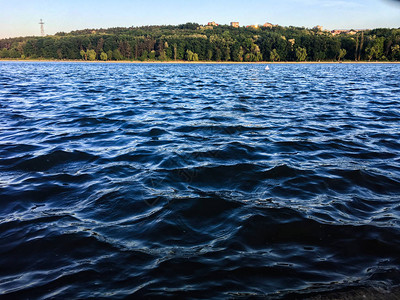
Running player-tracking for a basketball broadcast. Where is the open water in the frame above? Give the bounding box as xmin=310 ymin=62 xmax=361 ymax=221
xmin=1 ymin=61 xmax=400 ymax=299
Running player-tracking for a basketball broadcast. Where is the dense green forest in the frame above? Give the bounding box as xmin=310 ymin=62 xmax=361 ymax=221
xmin=1 ymin=23 xmax=400 ymax=62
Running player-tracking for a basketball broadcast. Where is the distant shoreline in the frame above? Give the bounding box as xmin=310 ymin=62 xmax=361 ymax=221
xmin=1 ymin=59 xmax=399 ymax=64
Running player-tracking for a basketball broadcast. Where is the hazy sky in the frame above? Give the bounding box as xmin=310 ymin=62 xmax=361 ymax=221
xmin=0 ymin=0 xmax=399 ymax=38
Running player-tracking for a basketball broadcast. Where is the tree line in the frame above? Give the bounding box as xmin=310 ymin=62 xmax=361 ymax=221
xmin=1 ymin=24 xmax=399 ymax=62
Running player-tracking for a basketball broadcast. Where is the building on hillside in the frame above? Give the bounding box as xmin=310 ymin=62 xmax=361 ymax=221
xmin=331 ymin=29 xmax=365 ymax=36
xmin=263 ymin=22 xmax=274 ymax=28
xmin=230 ymin=22 xmax=239 ymax=28
xmin=331 ymin=30 xmax=348 ymax=35
xmin=207 ymin=21 xmax=218 ymax=26
xmin=313 ymin=25 xmax=323 ymax=31
xmin=247 ymin=24 xmax=260 ymax=29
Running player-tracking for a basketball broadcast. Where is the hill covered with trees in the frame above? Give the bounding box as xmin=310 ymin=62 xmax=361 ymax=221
xmin=1 ymin=23 xmax=399 ymax=62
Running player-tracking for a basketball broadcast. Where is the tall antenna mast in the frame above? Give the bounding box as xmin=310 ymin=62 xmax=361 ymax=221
xmin=39 ymin=19 xmax=45 ymax=36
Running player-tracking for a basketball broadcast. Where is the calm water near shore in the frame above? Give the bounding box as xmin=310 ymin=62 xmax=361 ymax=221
xmin=1 ymin=61 xmax=400 ymax=298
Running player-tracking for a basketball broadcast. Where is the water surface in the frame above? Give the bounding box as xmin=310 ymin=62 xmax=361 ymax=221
xmin=1 ymin=62 xmax=400 ymax=298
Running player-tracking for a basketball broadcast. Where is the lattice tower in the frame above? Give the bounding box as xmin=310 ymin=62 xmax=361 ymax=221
xmin=39 ymin=19 xmax=45 ymax=36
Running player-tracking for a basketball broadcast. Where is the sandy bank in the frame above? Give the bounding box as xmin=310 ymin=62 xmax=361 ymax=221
xmin=1 ymin=59 xmax=399 ymax=64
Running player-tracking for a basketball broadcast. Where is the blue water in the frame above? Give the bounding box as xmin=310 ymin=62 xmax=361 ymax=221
xmin=1 ymin=62 xmax=400 ymax=298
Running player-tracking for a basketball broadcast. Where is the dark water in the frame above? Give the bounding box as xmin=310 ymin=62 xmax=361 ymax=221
xmin=1 ymin=62 xmax=400 ymax=299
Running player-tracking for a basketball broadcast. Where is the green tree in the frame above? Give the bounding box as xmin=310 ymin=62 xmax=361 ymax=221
xmin=251 ymin=44 xmax=263 ymax=61
xmin=358 ymin=31 xmax=364 ymax=61
xmin=80 ymin=49 xmax=86 ymax=60
xmin=223 ymin=46 xmax=231 ymax=61
xmin=238 ymin=46 xmax=244 ymax=62
xmin=173 ymin=44 xmax=177 ymax=60
xmin=100 ymin=51 xmax=108 ymax=61
xmin=231 ymin=43 xmax=241 ymax=62
xmin=326 ymin=38 xmax=340 ymax=60
xmin=8 ymin=49 xmax=20 ymax=58
xmin=340 ymin=37 xmax=356 ymax=61
xmin=87 ymin=49 xmax=97 ymax=61
xmin=113 ymin=49 xmax=123 ymax=60
xmin=0 ymin=48 xmax=9 ymax=58
xmin=338 ymin=48 xmax=347 ymax=61
xmin=106 ymin=50 xmax=113 ymax=60
xmin=314 ymin=51 xmax=326 ymax=61
xmin=354 ymin=34 xmax=359 ymax=61
xmin=215 ymin=48 xmax=222 ymax=61
xmin=149 ymin=50 xmax=156 ymax=60
xmin=391 ymin=45 xmax=400 ymax=61
xmin=207 ymin=49 xmax=213 ymax=61
xmin=295 ymin=47 xmax=307 ymax=61
xmin=139 ymin=50 xmax=148 ymax=61
xmin=270 ymin=49 xmax=280 ymax=62
xmin=96 ymin=38 xmax=104 ymax=55
xmin=158 ymin=50 xmax=167 ymax=61
xmin=185 ymin=49 xmax=199 ymax=61
xmin=244 ymin=53 xmax=257 ymax=62
xmin=365 ymin=37 xmax=385 ymax=61
xmin=186 ymin=49 xmax=194 ymax=61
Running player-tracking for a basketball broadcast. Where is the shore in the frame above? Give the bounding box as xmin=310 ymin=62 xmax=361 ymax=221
xmin=1 ymin=58 xmax=399 ymax=64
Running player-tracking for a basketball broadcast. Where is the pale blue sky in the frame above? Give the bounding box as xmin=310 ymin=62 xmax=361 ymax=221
xmin=0 ymin=0 xmax=399 ymax=38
